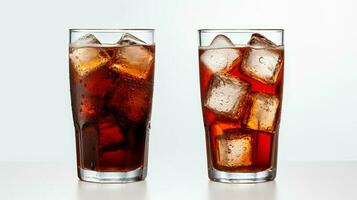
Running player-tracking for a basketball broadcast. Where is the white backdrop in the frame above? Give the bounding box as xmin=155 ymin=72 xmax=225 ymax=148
xmin=0 ymin=0 xmax=356 ymax=165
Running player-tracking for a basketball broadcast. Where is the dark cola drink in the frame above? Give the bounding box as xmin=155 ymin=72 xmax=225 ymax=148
xmin=199 ymin=31 xmax=284 ymax=182
xmin=69 ymin=31 xmax=154 ymax=183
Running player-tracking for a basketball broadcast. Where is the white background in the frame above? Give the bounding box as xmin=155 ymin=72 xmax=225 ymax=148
xmin=0 ymin=0 xmax=356 ymax=167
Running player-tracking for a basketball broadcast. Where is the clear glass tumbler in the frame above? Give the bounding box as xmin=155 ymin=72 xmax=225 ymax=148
xmin=69 ymin=29 xmax=155 ymax=183
xmin=198 ymin=29 xmax=284 ymax=183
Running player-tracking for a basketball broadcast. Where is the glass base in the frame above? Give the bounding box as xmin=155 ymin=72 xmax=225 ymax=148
xmin=78 ymin=167 xmax=145 ymax=183
xmin=208 ymin=167 xmax=276 ymax=183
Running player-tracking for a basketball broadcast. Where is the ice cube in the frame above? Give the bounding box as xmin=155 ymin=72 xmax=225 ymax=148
xmin=210 ymin=34 xmax=236 ymax=48
xmin=98 ymin=115 xmax=126 ymax=151
xmin=200 ymin=35 xmax=241 ymax=73
xmin=69 ymin=34 xmax=111 ymax=77
xmin=205 ymin=73 xmax=249 ymax=118
xmin=216 ymin=130 xmax=253 ymax=167
xmin=246 ymin=93 xmax=279 ymax=133
xmin=73 ymin=33 xmax=101 ymax=45
xmin=241 ymin=34 xmax=283 ymax=84
xmin=79 ymin=96 xmax=103 ymax=120
xmin=111 ymin=45 xmax=154 ymax=79
xmin=109 ymin=76 xmax=152 ymax=122
xmin=118 ymin=33 xmax=146 ymax=45
xmin=248 ymin=33 xmax=278 ymax=48
xmin=210 ymin=121 xmax=241 ymax=137
xmin=82 ymin=67 xmax=118 ymax=97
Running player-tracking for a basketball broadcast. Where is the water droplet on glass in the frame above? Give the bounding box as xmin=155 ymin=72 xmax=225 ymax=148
xmin=259 ymin=56 xmax=265 ymax=64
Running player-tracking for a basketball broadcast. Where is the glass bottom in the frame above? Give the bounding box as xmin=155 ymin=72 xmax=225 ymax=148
xmin=208 ymin=167 xmax=276 ymax=183
xmin=78 ymin=167 xmax=145 ymax=183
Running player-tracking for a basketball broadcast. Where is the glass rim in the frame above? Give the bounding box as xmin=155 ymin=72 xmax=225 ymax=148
xmin=198 ymin=29 xmax=284 ymax=33
xmin=69 ymin=29 xmax=155 ymax=33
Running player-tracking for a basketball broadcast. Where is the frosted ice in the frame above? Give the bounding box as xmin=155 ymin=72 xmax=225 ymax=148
xmin=98 ymin=115 xmax=125 ymax=150
xmin=241 ymin=33 xmax=283 ymax=84
xmin=205 ymin=73 xmax=249 ymax=118
xmin=248 ymin=33 xmax=278 ymax=48
xmin=216 ymin=131 xmax=253 ymax=167
xmin=246 ymin=93 xmax=279 ymax=133
xmin=200 ymin=35 xmax=241 ymax=73
xmin=72 ymin=34 xmax=101 ymax=46
xmin=111 ymin=44 xmax=153 ymax=79
xmin=69 ymin=34 xmax=110 ymax=77
xmin=117 ymin=33 xmax=146 ymax=45
xmin=109 ymin=77 xmax=151 ymax=122
xmin=79 ymin=96 xmax=103 ymax=120
xmin=209 ymin=34 xmax=235 ymax=48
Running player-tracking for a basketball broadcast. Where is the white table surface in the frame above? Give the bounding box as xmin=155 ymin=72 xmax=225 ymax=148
xmin=1 ymin=161 xmax=356 ymax=200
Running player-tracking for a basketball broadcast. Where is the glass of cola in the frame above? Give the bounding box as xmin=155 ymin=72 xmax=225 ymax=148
xmin=198 ymin=29 xmax=284 ymax=183
xmin=69 ymin=29 xmax=155 ymax=183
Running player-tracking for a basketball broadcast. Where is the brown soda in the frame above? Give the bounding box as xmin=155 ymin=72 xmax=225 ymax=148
xmin=70 ymin=45 xmax=155 ymax=172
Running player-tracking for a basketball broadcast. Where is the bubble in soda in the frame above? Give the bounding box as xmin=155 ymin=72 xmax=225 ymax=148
xmin=200 ymin=35 xmax=241 ymax=73
xmin=241 ymin=33 xmax=283 ymax=84
xmin=205 ymin=73 xmax=249 ymax=118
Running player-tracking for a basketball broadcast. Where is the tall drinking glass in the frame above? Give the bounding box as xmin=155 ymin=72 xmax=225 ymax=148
xmin=198 ymin=29 xmax=284 ymax=183
xmin=69 ymin=29 xmax=155 ymax=183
